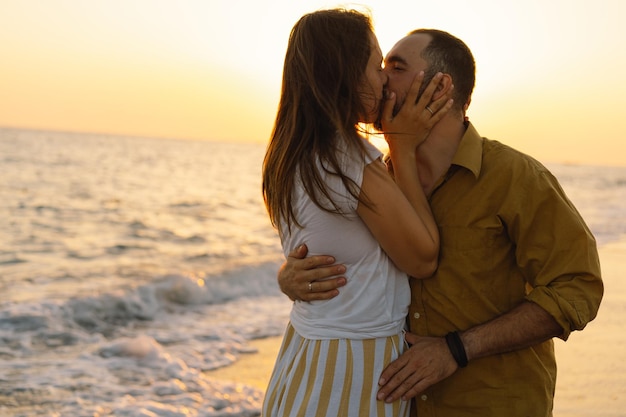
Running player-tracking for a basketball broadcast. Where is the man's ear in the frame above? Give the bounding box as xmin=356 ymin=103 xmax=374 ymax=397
xmin=432 ymin=73 xmax=453 ymax=100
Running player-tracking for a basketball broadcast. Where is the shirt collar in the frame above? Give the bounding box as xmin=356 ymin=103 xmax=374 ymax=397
xmin=451 ymin=122 xmax=483 ymax=178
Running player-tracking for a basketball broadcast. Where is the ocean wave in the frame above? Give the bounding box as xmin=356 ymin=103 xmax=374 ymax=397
xmin=1 ymin=260 xmax=284 ymax=339
xmin=0 ymin=255 xmax=27 ymax=265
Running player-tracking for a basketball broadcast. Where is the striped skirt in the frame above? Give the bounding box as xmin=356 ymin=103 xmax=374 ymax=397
xmin=262 ymin=323 xmax=409 ymax=417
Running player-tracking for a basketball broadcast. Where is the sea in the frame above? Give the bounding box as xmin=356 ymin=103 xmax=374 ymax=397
xmin=1 ymin=128 xmax=625 ymax=417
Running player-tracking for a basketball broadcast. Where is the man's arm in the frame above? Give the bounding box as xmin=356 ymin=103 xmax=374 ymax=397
xmin=377 ymin=300 xmax=563 ymax=402
xmin=462 ymin=299 xmax=563 ymax=360
xmin=278 ymin=244 xmax=346 ymax=302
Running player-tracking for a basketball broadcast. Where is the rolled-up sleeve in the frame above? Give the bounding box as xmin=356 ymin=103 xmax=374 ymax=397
xmin=510 ymin=168 xmax=603 ymax=340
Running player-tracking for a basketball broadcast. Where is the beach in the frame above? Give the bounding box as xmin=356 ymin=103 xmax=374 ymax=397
xmin=2 ymin=130 xmax=624 ymax=416
xmin=207 ymin=240 xmax=626 ymax=416
xmin=205 ymin=336 xmax=283 ymax=391
xmin=552 ymin=239 xmax=626 ymax=416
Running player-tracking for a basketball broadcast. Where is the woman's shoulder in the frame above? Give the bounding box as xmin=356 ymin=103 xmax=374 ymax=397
xmin=332 ymin=133 xmax=382 ymax=168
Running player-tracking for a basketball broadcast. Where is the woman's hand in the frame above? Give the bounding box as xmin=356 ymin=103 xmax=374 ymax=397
xmin=381 ymin=71 xmax=454 ymax=152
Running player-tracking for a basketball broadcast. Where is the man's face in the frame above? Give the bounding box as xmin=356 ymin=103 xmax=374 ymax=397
xmin=383 ymin=34 xmax=431 ymax=115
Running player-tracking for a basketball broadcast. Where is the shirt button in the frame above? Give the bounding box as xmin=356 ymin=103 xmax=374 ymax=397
xmin=413 ymin=312 xmax=421 ymax=319
xmin=421 ymin=394 xmax=428 ymax=401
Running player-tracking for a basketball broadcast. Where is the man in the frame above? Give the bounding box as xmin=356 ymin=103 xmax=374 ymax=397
xmin=277 ymin=29 xmax=603 ymax=417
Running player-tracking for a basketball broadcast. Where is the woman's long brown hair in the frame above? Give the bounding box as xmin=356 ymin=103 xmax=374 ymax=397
xmin=262 ymin=8 xmax=374 ymax=234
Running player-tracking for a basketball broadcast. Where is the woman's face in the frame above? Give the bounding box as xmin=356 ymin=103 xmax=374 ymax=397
xmin=357 ymin=33 xmax=387 ymax=124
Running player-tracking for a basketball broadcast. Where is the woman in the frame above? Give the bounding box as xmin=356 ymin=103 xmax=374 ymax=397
xmin=261 ymin=8 xmax=452 ymax=417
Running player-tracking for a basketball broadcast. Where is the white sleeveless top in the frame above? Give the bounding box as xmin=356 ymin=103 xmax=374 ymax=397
xmin=280 ymin=137 xmax=410 ymax=339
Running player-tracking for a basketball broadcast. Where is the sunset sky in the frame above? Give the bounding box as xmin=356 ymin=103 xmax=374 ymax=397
xmin=0 ymin=0 xmax=624 ymax=166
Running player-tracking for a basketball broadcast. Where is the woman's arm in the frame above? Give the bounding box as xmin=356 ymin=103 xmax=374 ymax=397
xmin=357 ymin=72 xmax=452 ymax=278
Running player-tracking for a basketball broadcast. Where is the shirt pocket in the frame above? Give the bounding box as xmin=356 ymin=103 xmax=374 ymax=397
xmin=435 ymin=224 xmax=522 ymax=316
xmin=439 ymin=224 xmax=502 ymax=254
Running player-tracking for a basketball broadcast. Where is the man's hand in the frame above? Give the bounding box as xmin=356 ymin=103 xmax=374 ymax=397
xmin=377 ymin=333 xmax=458 ymax=402
xmin=376 ymin=302 xmax=564 ymax=402
xmin=278 ymin=244 xmax=347 ymax=301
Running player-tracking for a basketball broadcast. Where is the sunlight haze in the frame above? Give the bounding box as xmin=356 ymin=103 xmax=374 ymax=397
xmin=0 ymin=0 xmax=624 ymax=166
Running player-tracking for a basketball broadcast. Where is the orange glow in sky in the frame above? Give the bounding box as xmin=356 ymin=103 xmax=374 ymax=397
xmin=0 ymin=0 xmax=624 ymax=166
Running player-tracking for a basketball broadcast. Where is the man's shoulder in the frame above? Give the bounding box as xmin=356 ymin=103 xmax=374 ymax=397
xmin=481 ymin=137 xmax=549 ymax=175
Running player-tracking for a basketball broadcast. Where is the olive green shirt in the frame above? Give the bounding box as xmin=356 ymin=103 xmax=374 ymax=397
xmin=409 ymin=123 xmax=603 ymax=417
